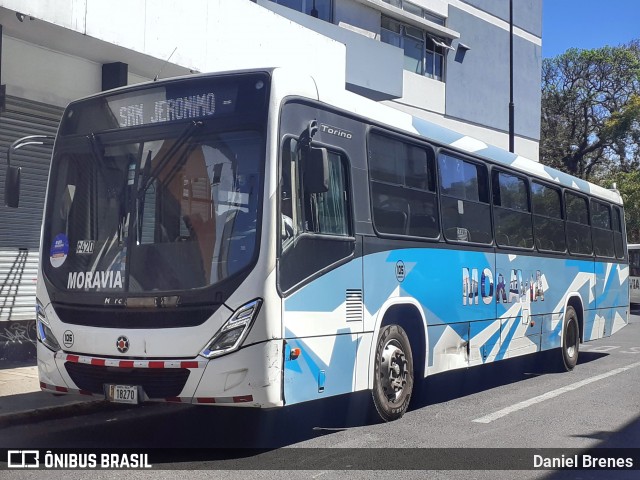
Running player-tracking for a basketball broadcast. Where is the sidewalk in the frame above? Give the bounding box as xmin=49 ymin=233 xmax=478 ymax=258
xmin=0 ymin=360 xmax=105 ymax=428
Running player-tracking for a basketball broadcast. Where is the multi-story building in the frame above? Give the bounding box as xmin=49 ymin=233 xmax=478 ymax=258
xmin=0 ymin=0 xmax=542 ymax=358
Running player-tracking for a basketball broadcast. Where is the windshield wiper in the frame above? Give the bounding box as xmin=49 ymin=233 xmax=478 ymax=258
xmin=87 ymin=133 xmax=103 ymax=164
xmin=139 ymin=120 xmax=203 ymax=196
xmin=135 ymin=120 xmax=203 ymax=244
xmin=87 ymin=133 xmax=131 ymax=245
xmin=137 ymin=149 xmax=152 ymax=240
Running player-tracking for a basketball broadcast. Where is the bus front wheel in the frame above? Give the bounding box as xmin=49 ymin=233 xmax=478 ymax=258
xmin=560 ymin=306 xmax=580 ymax=371
xmin=372 ymin=324 xmax=414 ymax=422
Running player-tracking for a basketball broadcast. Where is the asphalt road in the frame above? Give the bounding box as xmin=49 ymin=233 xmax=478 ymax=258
xmin=2 ymin=308 xmax=640 ymax=479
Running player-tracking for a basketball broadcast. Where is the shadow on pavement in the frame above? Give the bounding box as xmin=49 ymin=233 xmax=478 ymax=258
xmin=411 ymin=349 xmax=609 ymax=409
xmin=541 ymin=414 xmax=640 ymax=480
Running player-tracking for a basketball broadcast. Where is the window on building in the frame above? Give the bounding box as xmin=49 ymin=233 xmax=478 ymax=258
xmin=381 ymin=0 xmax=446 ymax=26
xmin=269 ymin=0 xmax=332 ymax=22
xmin=380 ymin=16 xmax=449 ymax=80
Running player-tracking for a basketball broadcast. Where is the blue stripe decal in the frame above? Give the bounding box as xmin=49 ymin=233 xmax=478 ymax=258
xmin=496 ymin=318 xmax=519 ymax=361
xmin=477 ymin=145 xmax=518 ymax=164
xmin=412 ymin=117 xmax=465 ymax=145
xmin=479 ymin=325 xmax=502 ymax=363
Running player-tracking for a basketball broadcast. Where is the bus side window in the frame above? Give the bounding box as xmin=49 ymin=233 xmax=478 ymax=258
xmin=279 ymin=138 xmax=351 ymax=249
xmin=591 ymin=200 xmax=614 ymax=258
xmin=368 ymin=133 xmax=439 ymax=239
xmin=278 ymin=137 xmax=354 ymax=293
xmin=302 ymin=149 xmax=350 ymax=237
xmin=438 ymin=152 xmax=491 ymax=244
xmin=492 ymin=170 xmax=533 ymax=249
xmin=565 ymin=192 xmax=592 ymax=255
xmin=531 ymin=181 xmax=566 ymax=253
xmin=612 ymin=206 xmax=625 ymax=259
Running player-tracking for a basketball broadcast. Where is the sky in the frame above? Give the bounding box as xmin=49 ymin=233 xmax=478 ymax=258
xmin=542 ymin=0 xmax=640 ymax=58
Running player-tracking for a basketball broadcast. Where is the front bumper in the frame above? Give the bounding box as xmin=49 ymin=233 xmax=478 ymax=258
xmin=37 ymin=339 xmax=284 ymax=407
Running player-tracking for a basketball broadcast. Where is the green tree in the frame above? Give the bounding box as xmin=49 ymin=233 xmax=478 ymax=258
xmin=540 ymin=42 xmax=640 ymax=180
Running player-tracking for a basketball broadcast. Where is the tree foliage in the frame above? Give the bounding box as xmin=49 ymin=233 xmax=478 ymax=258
xmin=540 ymin=41 xmax=640 ymax=180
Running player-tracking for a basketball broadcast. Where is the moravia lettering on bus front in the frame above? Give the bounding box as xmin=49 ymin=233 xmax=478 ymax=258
xmin=463 ymin=267 xmax=545 ymax=305
xmin=67 ymin=271 xmax=123 ymax=289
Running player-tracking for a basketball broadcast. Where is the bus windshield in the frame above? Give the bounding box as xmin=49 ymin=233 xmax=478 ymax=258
xmin=43 ymin=73 xmax=264 ymax=295
xmin=44 ymin=128 xmax=262 ymax=294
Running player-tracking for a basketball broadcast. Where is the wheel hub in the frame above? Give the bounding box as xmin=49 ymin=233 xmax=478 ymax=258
xmin=566 ymin=321 xmax=578 ymax=358
xmin=380 ymin=341 xmax=408 ymax=402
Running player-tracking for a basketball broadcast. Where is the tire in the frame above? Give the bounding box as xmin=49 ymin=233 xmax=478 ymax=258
xmin=560 ymin=306 xmax=580 ymax=371
xmin=372 ymin=325 xmax=414 ymax=422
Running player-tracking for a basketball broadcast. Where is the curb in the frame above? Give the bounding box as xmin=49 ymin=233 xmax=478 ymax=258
xmin=0 ymin=399 xmax=136 ymax=429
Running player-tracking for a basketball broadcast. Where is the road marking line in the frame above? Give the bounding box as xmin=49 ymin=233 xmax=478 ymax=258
xmin=472 ymin=361 xmax=640 ymax=424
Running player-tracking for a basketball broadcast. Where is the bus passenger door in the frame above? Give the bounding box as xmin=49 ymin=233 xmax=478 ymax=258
xmin=278 ymin=137 xmax=363 ymax=405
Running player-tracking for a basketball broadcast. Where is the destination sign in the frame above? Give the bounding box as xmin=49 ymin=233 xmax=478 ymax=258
xmin=108 ymin=85 xmax=238 ymax=128
xmin=59 ymin=73 xmax=269 ymax=136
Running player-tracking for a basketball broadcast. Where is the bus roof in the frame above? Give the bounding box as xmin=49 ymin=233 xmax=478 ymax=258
xmin=309 ymin=72 xmax=623 ymax=206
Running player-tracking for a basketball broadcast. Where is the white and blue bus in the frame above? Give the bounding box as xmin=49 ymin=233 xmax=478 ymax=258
xmin=4 ymin=68 xmax=629 ymax=421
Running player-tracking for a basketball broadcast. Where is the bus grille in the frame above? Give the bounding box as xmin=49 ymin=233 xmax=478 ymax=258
xmin=52 ymin=303 xmax=219 ymax=329
xmin=65 ymin=362 xmax=190 ymax=398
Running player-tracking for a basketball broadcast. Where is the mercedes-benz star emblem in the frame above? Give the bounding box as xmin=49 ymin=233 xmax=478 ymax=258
xmin=116 ymin=335 xmax=130 ymax=353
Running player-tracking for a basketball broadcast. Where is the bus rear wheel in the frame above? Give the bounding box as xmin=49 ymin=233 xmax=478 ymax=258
xmin=372 ymin=325 xmax=414 ymax=422
xmin=560 ymin=306 xmax=580 ymax=371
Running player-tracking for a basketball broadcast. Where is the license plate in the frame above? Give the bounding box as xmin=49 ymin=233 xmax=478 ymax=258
xmin=105 ymin=384 xmax=139 ymax=404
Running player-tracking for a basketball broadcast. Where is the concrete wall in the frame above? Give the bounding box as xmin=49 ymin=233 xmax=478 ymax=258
xmin=445 ymin=6 xmax=541 ymax=144
xmin=260 ymin=0 xmax=403 ymax=100
xmin=459 ymin=0 xmax=542 ymax=36
xmin=393 ymin=70 xmax=446 ymax=115
xmin=1 ymin=35 xmax=153 ymax=109
xmin=1 ymin=0 xmax=347 ymax=96
xmin=2 ymin=36 xmax=101 ymax=107
xmin=335 ymin=0 xmax=380 ymax=37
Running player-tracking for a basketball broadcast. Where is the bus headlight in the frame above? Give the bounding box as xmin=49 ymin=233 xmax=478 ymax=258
xmin=200 ymin=299 xmax=262 ymax=359
xmin=36 ymin=300 xmax=61 ymax=352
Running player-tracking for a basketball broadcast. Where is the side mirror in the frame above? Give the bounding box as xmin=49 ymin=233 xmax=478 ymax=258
xmin=4 ymin=135 xmax=54 ymax=208
xmin=304 ymin=146 xmax=329 ymax=194
xmin=4 ymin=166 xmax=21 ymax=208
